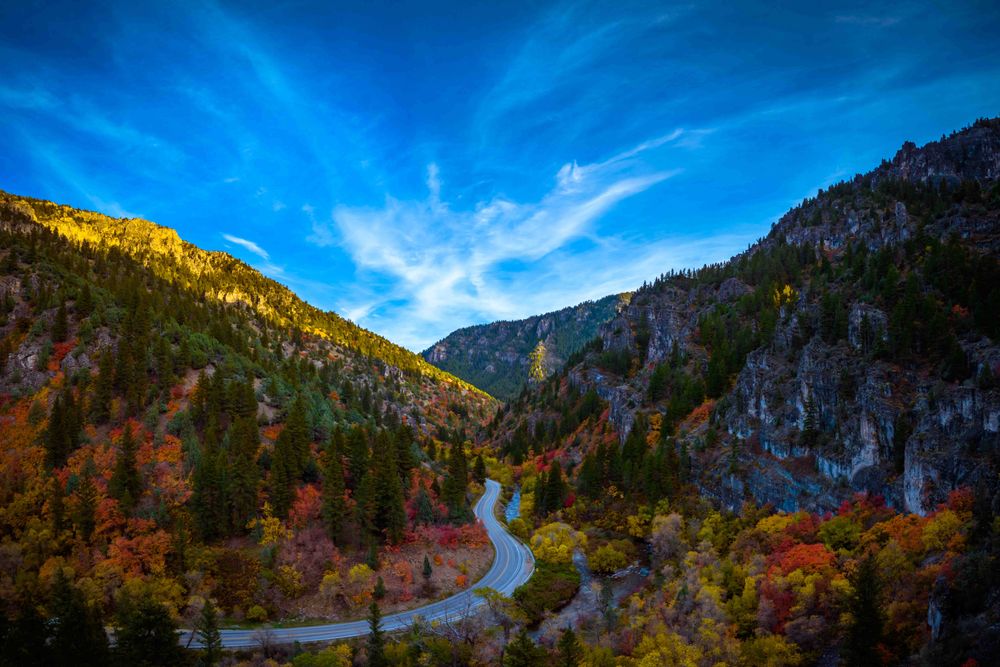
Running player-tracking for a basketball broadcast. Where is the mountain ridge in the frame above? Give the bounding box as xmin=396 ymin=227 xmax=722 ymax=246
xmin=485 ymin=116 xmax=1000 ymax=517
xmin=422 ymin=293 xmax=627 ymax=400
xmin=0 ymin=189 xmax=489 ymax=398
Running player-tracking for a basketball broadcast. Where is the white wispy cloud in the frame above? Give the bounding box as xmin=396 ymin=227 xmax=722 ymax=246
xmin=310 ymin=133 xmax=716 ymax=350
xmin=86 ymin=194 xmax=140 ymax=219
xmin=222 ymin=233 xmax=270 ymax=260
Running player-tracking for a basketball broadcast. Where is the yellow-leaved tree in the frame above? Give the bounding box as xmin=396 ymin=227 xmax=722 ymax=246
xmin=530 ymin=522 xmax=586 ymax=563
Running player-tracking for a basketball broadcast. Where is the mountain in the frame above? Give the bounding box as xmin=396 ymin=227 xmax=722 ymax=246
xmin=0 ymin=191 xmax=486 ymax=395
xmin=486 ymin=117 xmax=1000 ymax=517
xmin=0 ymin=190 xmax=496 ymax=653
xmin=471 ymin=119 xmax=1000 ymax=665
xmin=422 ymin=294 xmax=626 ymax=400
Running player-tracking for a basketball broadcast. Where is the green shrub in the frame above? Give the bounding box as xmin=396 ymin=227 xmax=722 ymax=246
xmin=513 ymin=561 xmax=580 ymax=625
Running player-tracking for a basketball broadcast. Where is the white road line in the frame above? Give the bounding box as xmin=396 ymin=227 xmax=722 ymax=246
xmin=182 ymin=479 xmax=535 ymax=648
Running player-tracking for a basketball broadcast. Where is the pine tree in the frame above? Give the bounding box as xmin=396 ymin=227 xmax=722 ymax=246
xmin=91 ymin=347 xmax=114 ymax=423
xmin=284 ymin=393 xmax=311 ymax=470
xmin=542 ymin=460 xmax=566 ymax=514
xmin=372 ymin=431 xmax=407 ymax=544
xmin=49 ymin=569 xmax=109 ymax=666
xmin=322 ymin=432 xmax=348 ymax=545
xmin=394 ymin=424 xmax=415 ymax=485
xmin=74 ymin=459 xmax=98 ymax=540
xmin=44 ymin=387 xmax=80 ymax=468
xmin=801 ymin=396 xmax=819 ymax=448
xmin=414 ymin=488 xmax=435 ymax=526
xmin=76 ymin=284 xmax=93 ymax=317
xmin=504 ymin=630 xmax=544 ymax=667
xmin=51 ymin=301 xmax=68 ymax=342
xmin=843 ymin=553 xmax=884 ymax=667
xmin=443 ymin=440 xmax=469 ymax=522
xmin=355 ymin=471 xmax=377 ymax=545
xmin=346 ymin=426 xmax=369 ymax=491
xmin=109 ymin=423 xmax=142 ymax=513
xmin=48 ymin=474 xmax=66 ymax=534
xmin=1 ymin=603 xmax=51 ymax=666
xmin=366 ymin=601 xmax=387 ymax=667
xmin=270 ymin=409 xmax=300 ymax=518
xmin=422 ymin=554 xmax=433 ymax=580
xmin=195 ymin=599 xmax=222 ymax=666
xmin=556 ymin=627 xmax=582 ymax=667
xmin=228 ymin=415 xmax=260 ymax=532
xmin=473 ymin=453 xmax=487 ymax=484
xmin=114 ymin=589 xmax=183 ymax=667
xmin=192 ymin=423 xmax=227 ymax=540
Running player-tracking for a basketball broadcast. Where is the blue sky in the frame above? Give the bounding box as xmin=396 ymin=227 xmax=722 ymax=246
xmin=1 ymin=1 xmax=998 ymax=350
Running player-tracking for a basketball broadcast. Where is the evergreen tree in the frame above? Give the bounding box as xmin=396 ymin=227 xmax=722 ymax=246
xmin=283 ymin=394 xmax=311 ymax=470
xmin=0 ymin=604 xmax=51 ymax=667
xmin=192 ymin=423 xmax=227 ymax=540
xmin=801 ymin=396 xmax=819 ymax=448
xmin=422 ymin=554 xmax=433 ymax=580
xmin=74 ymin=458 xmax=98 ymax=540
xmin=228 ymin=415 xmax=260 ymax=532
xmin=394 ymin=424 xmax=415 ymax=485
xmin=504 ymin=630 xmax=544 ymax=667
xmin=48 ymin=474 xmax=66 ymax=534
xmin=44 ymin=387 xmax=81 ymax=468
xmin=473 ymin=453 xmax=487 ymax=484
xmin=77 ymin=284 xmax=93 ymax=317
xmin=542 ymin=460 xmax=566 ymax=514
xmin=556 ymin=627 xmax=582 ymax=667
xmin=113 ymin=589 xmax=183 ymax=667
xmin=322 ymin=432 xmax=348 ymax=545
xmin=371 ymin=431 xmax=407 ymax=544
xmin=355 ymin=471 xmax=377 ymax=545
xmin=578 ymin=453 xmax=601 ymax=499
xmin=109 ymin=423 xmax=142 ymax=513
xmin=91 ymin=347 xmax=115 ymax=423
xmin=49 ymin=568 xmax=110 ymax=666
xmin=270 ymin=405 xmax=302 ymax=519
xmin=843 ymin=553 xmax=884 ymax=667
xmin=51 ymin=301 xmax=68 ymax=342
xmin=195 ymin=599 xmax=222 ymax=667
xmin=414 ymin=487 xmax=435 ymax=526
xmin=366 ymin=601 xmax=387 ymax=667
xmin=346 ymin=426 xmax=369 ymax=491
xmin=442 ymin=440 xmax=470 ymax=522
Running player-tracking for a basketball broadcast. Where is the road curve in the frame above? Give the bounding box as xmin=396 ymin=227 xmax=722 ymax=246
xmin=181 ymin=479 xmax=534 ymax=649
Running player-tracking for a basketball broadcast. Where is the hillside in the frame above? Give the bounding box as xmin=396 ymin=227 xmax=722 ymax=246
xmin=478 ymin=118 xmax=1000 ymax=664
xmin=0 ymin=191 xmax=485 ymax=394
xmin=0 ymin=192 xmax=497 ymax=657
xmin=423 ymin=294 xmax=626 ymax=400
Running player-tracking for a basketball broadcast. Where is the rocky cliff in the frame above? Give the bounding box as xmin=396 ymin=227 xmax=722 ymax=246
xmin=490 ymin=117 xmax=1000 ymax=517
xmin=422 ymin=294 xmax=626 ymax=400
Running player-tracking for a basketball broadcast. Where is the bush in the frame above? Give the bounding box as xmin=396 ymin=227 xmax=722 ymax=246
xmin=246 ymin=605 xmax=268 ymax=622
xmin=529 ymin=522 xmax=587 ymax=564
xmin=508 ymin=517 xmax=530 ymax=540
xmin=513 ymin=561 xmax=580 ymax=625
xmin=589 ymin=544 xmax=628 ymax=574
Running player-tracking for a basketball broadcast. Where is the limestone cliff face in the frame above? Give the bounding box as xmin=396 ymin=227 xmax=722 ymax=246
xmin=422 ymin=294 xmax=626 ymax=400
xmin=553 ymin=118 xmax=1000 ymax=516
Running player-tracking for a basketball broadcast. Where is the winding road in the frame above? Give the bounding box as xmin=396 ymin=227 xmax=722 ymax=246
xmin=180 ymin=479 xmax=534 ymax=649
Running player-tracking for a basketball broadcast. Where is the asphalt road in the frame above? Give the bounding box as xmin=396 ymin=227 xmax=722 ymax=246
xmin=180 ymin=479 xmax=535 ymax=649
